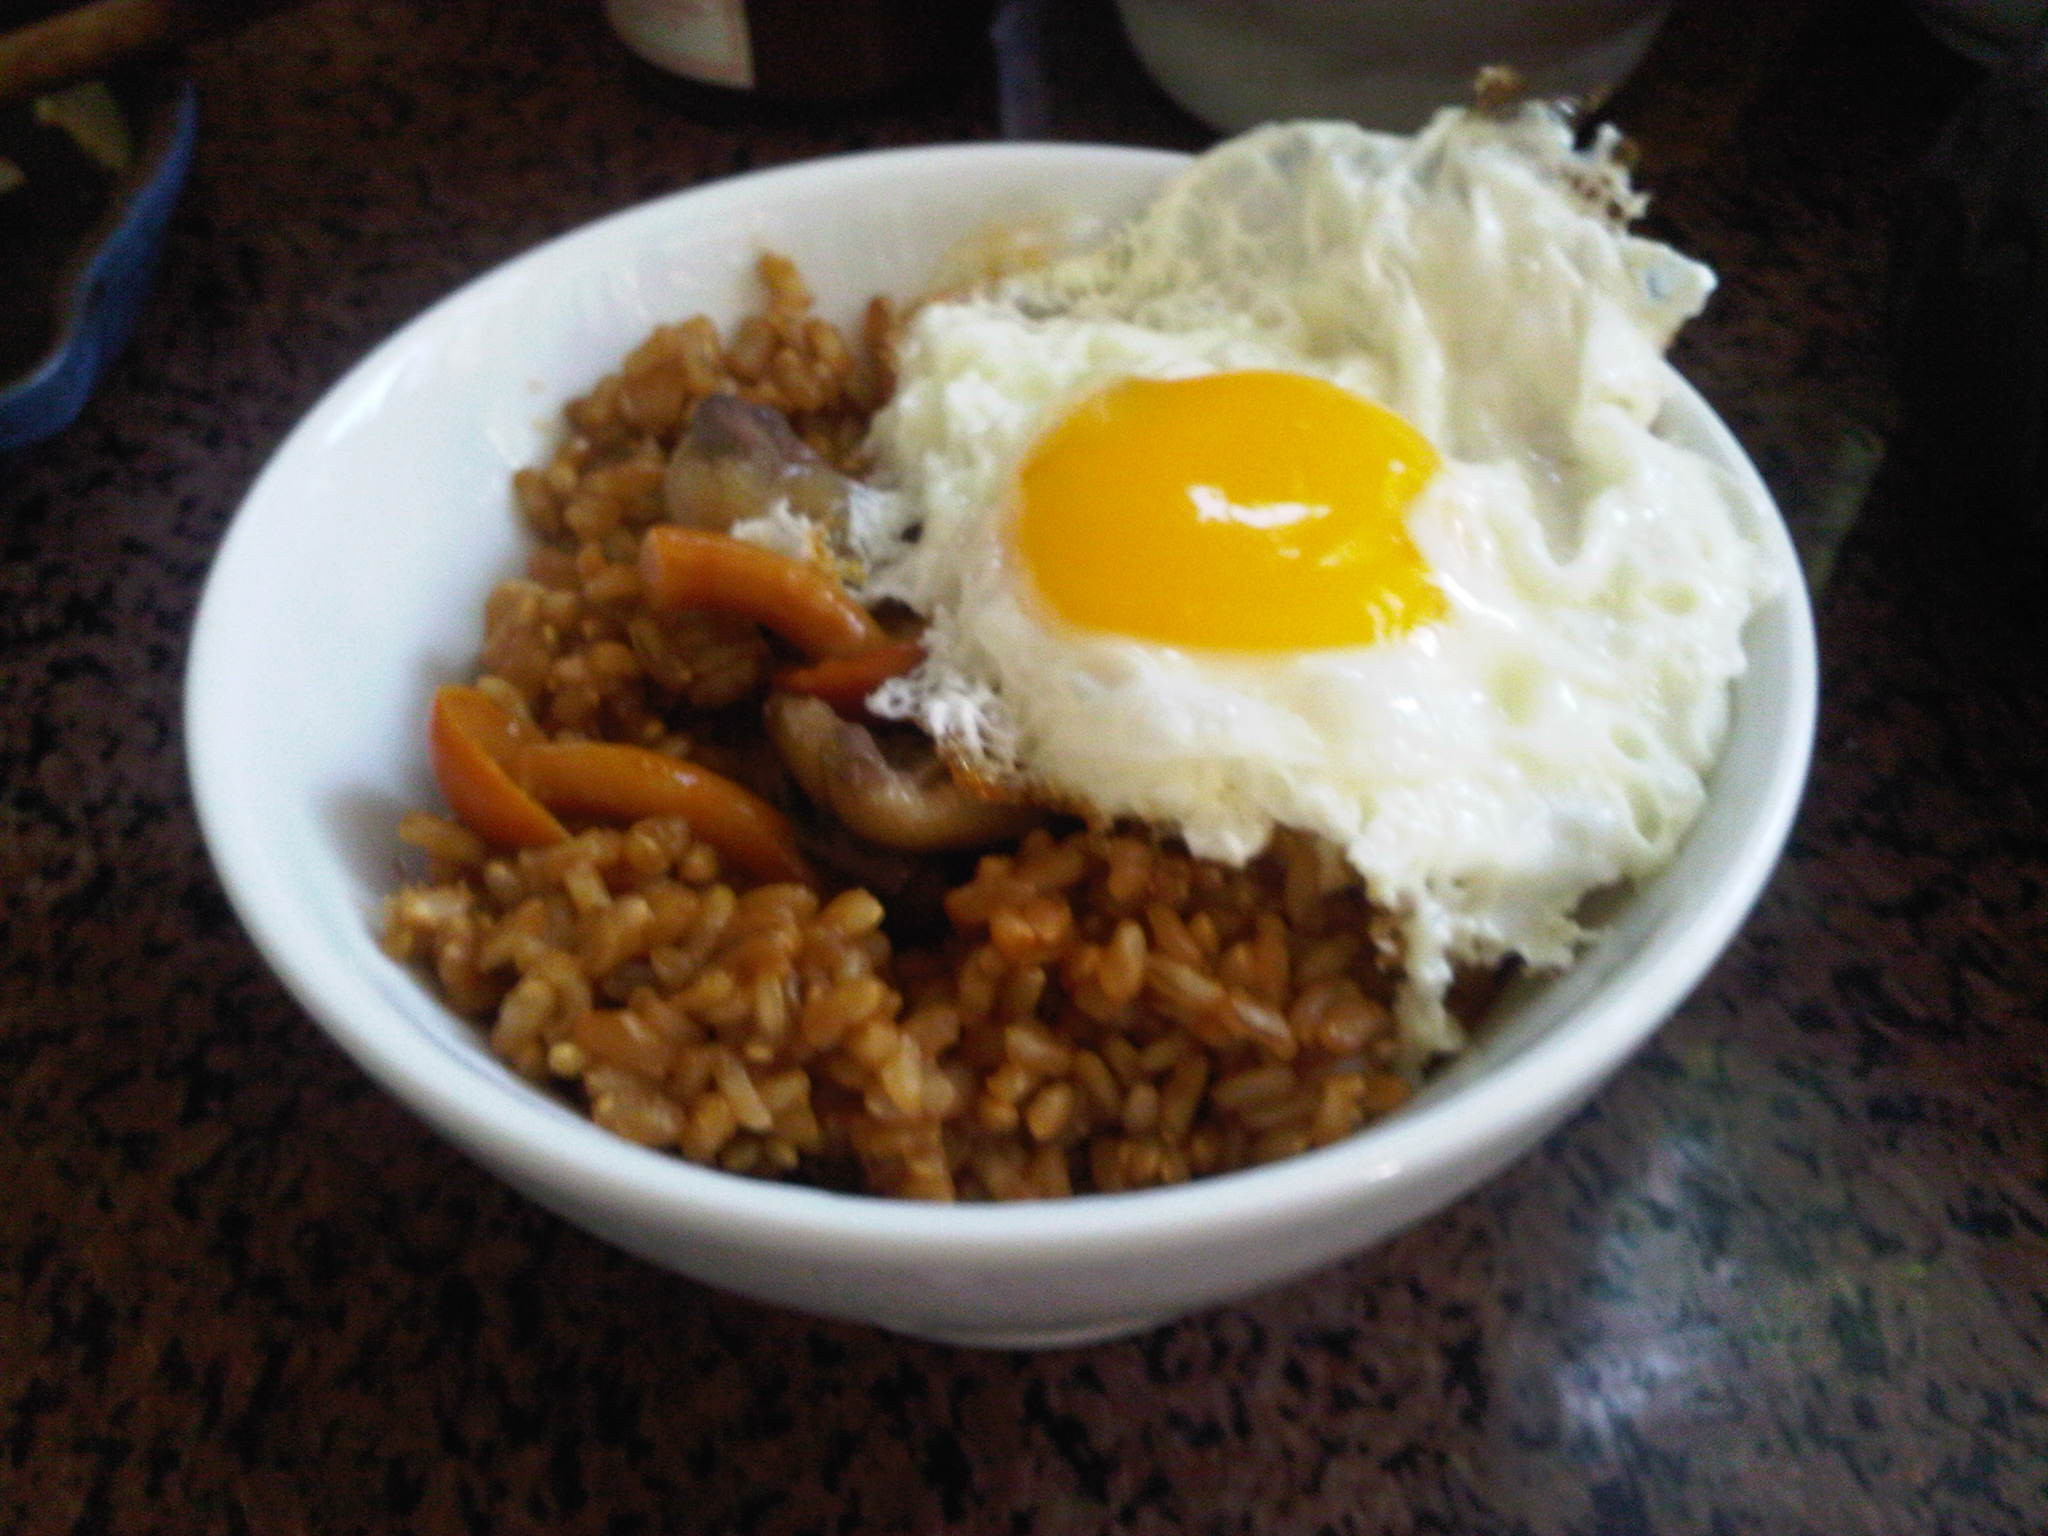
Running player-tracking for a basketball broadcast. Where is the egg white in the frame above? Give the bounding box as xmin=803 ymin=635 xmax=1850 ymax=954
xmin=852 ymin=106 xmax=1775 ymax=1058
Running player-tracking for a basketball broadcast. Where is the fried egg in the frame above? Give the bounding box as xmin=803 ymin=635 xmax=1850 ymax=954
xmin=850 ymin=105 xmax=1775 ymax=1057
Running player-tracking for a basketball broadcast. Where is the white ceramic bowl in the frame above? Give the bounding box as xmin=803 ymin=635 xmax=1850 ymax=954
xmin=186 ymin=142 xmax=1816 ymax=1349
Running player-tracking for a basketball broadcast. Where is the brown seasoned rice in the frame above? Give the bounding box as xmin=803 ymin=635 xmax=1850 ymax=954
xmin=382 ymin=255 xmax=1478 ymax=1201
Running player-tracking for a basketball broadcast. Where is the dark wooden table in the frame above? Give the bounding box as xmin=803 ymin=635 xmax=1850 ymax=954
xmin=5 ymin=1 xmax=2043 ymax=1531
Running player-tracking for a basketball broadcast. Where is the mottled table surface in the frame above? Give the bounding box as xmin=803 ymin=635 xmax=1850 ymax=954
xmin=5 ymin=0 xmax=2045 ymax=1532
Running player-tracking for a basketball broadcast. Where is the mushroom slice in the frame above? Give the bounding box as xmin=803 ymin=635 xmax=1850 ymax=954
xmin=662 ymin=393 xmax=852 ymax=531
xmin=765 ymin=694 xmax=1039 ymax=853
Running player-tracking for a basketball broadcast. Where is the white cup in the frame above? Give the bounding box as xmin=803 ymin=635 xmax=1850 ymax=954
xmin=1115 ymin=0 xmax=1672 ymax=132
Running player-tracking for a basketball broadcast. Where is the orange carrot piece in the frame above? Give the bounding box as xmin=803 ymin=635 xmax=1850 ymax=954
xmin=775 ymin=639 xmax=925 ymax=715
xmin=427 ymin=682 xmax=810 ymax=883
xmin=429 ymin=685 xmax=567 ymax=849
xmin=516 ymin=740 xmax=812 ymax=885
xmin=639 ymin=526 xmax=884 ymax=659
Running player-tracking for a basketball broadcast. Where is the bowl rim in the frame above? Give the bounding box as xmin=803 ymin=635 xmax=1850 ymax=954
xmin=187 ymin=137 xmax=1818 ymax=1262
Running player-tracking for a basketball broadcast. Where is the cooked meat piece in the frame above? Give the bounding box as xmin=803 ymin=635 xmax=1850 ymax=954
xmin=765 ymin=693 xmax=1040 ymax=852
xmin=662 ymin=393 xmax=852 ymax=531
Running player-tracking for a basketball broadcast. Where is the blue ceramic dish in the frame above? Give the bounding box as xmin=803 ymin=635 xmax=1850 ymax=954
xmin=0 ymin=76 xmax=197 ymax=451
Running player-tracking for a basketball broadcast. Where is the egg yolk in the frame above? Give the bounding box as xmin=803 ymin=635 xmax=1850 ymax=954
xmin=1014 ymin=370 xmax=1444 ymax=651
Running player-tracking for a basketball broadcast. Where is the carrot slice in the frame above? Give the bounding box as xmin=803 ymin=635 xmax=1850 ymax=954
xmin=516 ymin=741 xmax=812 ymax=885
xmin=427 ymin=682 xmax=810 ymax=884
xmin=429 ymin=685 xmax=567 ymax=848
xmin=639 ymin=526 xmax=884 ymax=659
xmin=775 ymin=638 xmax=925 ymax=715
